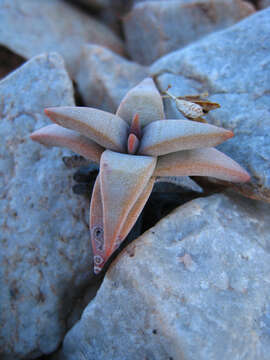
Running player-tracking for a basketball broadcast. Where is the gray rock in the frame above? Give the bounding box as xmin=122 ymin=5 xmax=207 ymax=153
xmin=259 ymin=0 xmax=270 ymax=9
xmin=0 ymin=53 xmax=94 ymax=359
xmin=151 ymin=8 xmax=270 ymax=202
xmin=0 ymin=0 xmax=124 ymax=78
xmin=76 ymin=44 xmax=148 ymax=112
xmin=123 ymin=0 xmax=254 ymax=65
xmin=59 ymin=192 xmax=270 ymax=360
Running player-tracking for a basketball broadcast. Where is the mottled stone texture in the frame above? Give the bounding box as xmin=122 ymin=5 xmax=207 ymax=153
xmin=0 ymin=0 xmax=124 ymax=77
xmin=0 ymin=53 xmax=93 ymax=359
xmin=123 ymin=0 xmax=254 ymax=65
xmin=76 ymin=45 xmax=148 ymax=112
xmin=59 ymin=192 xmax=270 ymax=360
xmin=151 ymin=8 xmax=270 ymax=202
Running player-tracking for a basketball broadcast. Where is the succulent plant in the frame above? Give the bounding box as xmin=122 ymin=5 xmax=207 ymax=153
xmin=30 ymin=78 xmax=250 ymax=274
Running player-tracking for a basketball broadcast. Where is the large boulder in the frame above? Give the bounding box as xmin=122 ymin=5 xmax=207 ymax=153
xmin=0 ymin=53 xmax=93 ymax=359
xmin=75 ymin=44 xmax=148 ymax=112
xmin=151 ymin=7 xmax=270 ymax=202
xmin=59 ymin=192 xmax=270 ymax=360
xmin=0 ymin=0 xmax=124 ymax=77
xmin=123 ymin=0 xmax=254 ymax=65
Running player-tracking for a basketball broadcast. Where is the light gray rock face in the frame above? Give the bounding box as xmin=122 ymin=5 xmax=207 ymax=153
xmin=0 ymin=0 xmax=124 ymax=77
xmin=0 ymin=53 xmax=94 ymax=359
xmin=123 ymin=0 xmax=254 ymax=65
xmin=151 ymin=8 xmax=270 ymax=202
xmin=76 ymin=44 xmax=148 ymax=112
xmin=59 ymin=192 xmax=270 ymax=360
xmin=259 ymin=0 xmax=270 ymax=8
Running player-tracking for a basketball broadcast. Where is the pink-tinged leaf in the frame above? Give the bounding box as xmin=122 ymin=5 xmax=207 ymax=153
xmin=154 ymin=147 xmax=250 ymax=183
xmin=90 ymin=175 xmax=155 ymax=274
xmin=139 ymin=120 xmax=233 ymax=156
xmin=127 ymin=133 xmax=140 ymax=154
xmin=99 ymin=150 xmax=156 ymax=263
xmin=44 ymin=107 xmax=128 ymax=152
xmin=130 ymin=113 xmax=141 ymax=138
xmin=117 ymin=177 xmax=155 ymax=245
xmin=116 ymin=78 xmax=165 ymax=127
xmin=89 ymin=175 xmax=106 ymax=274
xmin=30 ymin=124 xmax=104 ymax=163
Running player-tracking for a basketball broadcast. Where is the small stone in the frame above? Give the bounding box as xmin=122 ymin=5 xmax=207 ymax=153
xmin=0 ymin=53 xmax=94 ymax=359
xmin=59 ymin=192 xmax=270 ymax=360
xmin=76 ymin=44 xmax=148 ymax=112
xmin=0 ymin=0 xmax=124 ymax=77
xmin=123 ymin=0 xmax=254 ymax=65
xmin=151 ymin=8 xmax=270 ymax=202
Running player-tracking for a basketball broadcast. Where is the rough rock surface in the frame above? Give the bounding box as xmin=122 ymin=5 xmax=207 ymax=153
xmin=0 ymin=53 xmax=94 ymax=359
xmin=76 ymin=44 xmax=148 ymax=112
xmin=59 ymin=192 xmax=270 ymax=360
xmin=151 ymin=8 xmax=270 ymax=202
xmin=0 ymin=0 xmax=124 ymax=77
xmin=123 ymin=0 xmax=254 ymax=65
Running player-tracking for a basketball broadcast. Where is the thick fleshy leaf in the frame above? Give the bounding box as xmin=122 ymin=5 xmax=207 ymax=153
xmin=127 ymin=133 xmax=140 ymax=154
xmin=116 ymin=78 xmax=165 ymax=127
xmin=154 ymin=147 xmax=250 ymax=183
xmin=90 ymin=175 xmax=155 ymax=274
xmin=139 ymin=120 xmax=233 ymax=156
xmin=130 ymin=113 xmax=141 ymax=138
xmin=99 ymin=150 xmax=156 ymax=264
xmin=30 ymin=124 xmax=104 ymax=163
xmin=89 ymin=175 xmax=106 ymax=274
xmin=44 ymin=106 xmax=129 ymax=152
xmin=117 ymin=177 xmax=155 ymax=247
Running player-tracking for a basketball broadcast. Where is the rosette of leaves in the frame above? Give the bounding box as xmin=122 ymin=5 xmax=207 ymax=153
xmin=31 ymin=78 xmax=249 ymax=274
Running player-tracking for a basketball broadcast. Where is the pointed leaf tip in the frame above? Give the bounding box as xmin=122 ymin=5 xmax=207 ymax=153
xmin=116 ymin=77 xmax=165 ymax=126
xmin=43 ymin=106 xmax=129 ymax=152
xmin=139 ymin=120 xmax=234 ymax=156
xmin=30 ymin=124 xmax=104 ymax=163
xmin=155 ymin=147 xmax=250 ymax=183
xmin=127 ymin=133 xmax=140 ymax=154
xmin=130 ymin=113 xmax=141 ymax=138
